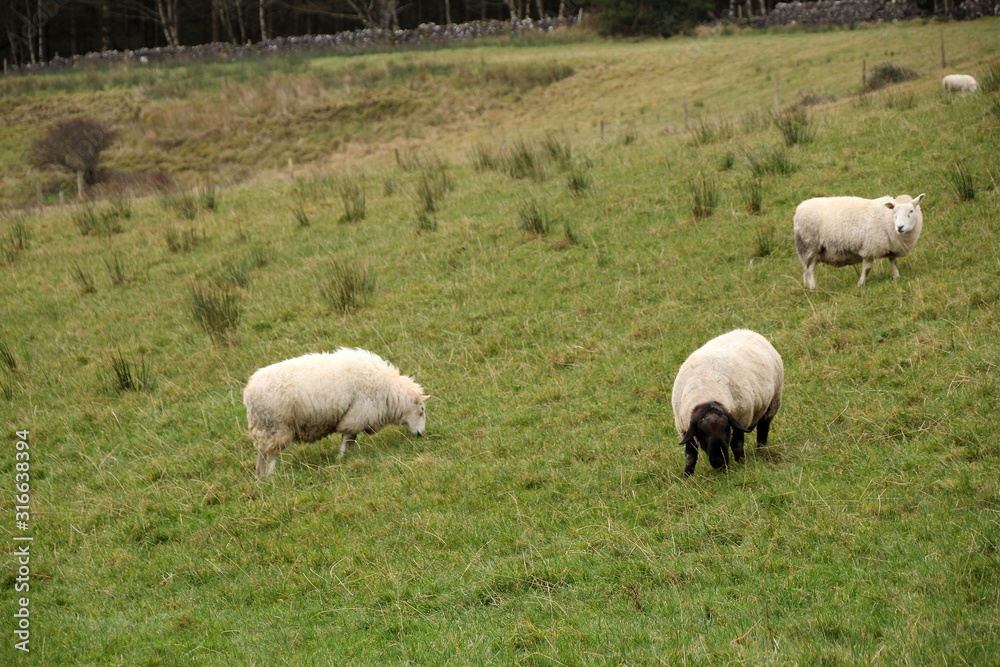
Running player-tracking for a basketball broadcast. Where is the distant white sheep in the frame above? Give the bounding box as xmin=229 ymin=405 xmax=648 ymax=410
xmin=672 ymin=329 xmax=784 ymax=476
xmin=942 ymin=74 xmax=978 ymax=93
xmin=243 ymin=348 xmax=428 ymax=476
xmin=793 ymin=193 xmax=925 ymax=289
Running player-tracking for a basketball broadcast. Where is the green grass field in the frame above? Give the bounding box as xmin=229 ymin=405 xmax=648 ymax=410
xmin=2 ymin=18 xmax=1000 ymax=664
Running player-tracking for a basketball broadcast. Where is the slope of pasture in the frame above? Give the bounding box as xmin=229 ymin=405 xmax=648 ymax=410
xmin=1 ymin=18 xmax=999 ymax=201
xmin=2 ymin=19 xmax=1000 ymax=665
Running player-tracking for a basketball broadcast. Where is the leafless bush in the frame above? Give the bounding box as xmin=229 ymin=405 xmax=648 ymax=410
xmin=29 ymin=118 xmax=116 ymax=186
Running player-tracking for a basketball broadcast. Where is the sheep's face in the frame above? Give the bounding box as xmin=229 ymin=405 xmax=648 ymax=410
xmin=886 ymin=193 xmax=924 ymax=234
xmin=402 ymin=396 xmax=427 ymax=437
xmin=680 ymin=401 xmax=752 ymax=473
xmin=698 ymin=411 xmax=732 ymax=470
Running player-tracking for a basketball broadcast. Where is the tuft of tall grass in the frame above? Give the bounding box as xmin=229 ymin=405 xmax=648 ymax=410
xmin=104 ymin=251 xmax=135 ymax=286
xmin=772 ymin=107 xmax=816 ymax=146
xmin=2 ymin=216 xmax=31 ymax=264
xmin=562 ymin=222 xmax=579 ymax=247
xmin=620 ymin=125 xmax=639 ymax=146
xmin=503 ymin=140 xmax=544 ymax=180
xmin=0 ymin=341 xmax=16 ymax=372
xmin=72 ymin=263 xmax=97 ymax=294
xmin=745 ymin=146 xmax=796 ymax=177
xmin=291 ymin=202 xmax=310 ymax=227
xmin=189 ymin=281 xmax=242 ymax=344
xmin=567 ymin=169 xmax=592 ymax=197
xmin=414 ymin=162 xmax=453 ymax=214
xmin=740 ymin=108 xmax=771 ymax=134
xmin=516 ymin=199 xmax=553 ymax=235
xmin=382 ymin=175 xmax=399 ymax=196
xmin=740 ymin=178 xmax=763 ymax=214
xmin=320 ymin=260 xmax=376 ymax=313
xmin=542 ymin=133 xmax=572 ymax=169
xmin=108 ymin=193 xmax=134 ymax=221
xmin=243 ymin=245 xmax=272 ymax=269
xmin=865 ymin=62 xmax=919 ymax=91
xmin=689 ymin=172 xmax=720 ymax=219
xmin=946 ymin=162 xmax=976 ymax=201
xmin=472 ymin=144 xmax=499 ymax=171
xmin=719 ymin=151 xmax=736 ymax=171
xmin=338 ymin=179 xmax=367 ymax=223
xmin=981 ymin=61 xmax=1000 ymax=93
xmin=165 ymin=227 xmax=208 ymax=253
xmin=198 ymin=183 xmax=219 ymax=211
xmin=105 ymin=349 xmax=156 ymax=394
xmin=415 ymin=211 xmax=438 ymax=233
xmin=72 ymin=205 xmax=124 ymax=237
xmin=160 ymin=189 xmax=200 ymax=220
xmin=751 ymin=225 xmax=779 ymax=257
xmin=692 ymin=117 xmax=734 ymax=146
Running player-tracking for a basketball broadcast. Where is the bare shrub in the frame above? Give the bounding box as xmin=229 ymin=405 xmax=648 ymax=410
xmin=29 ymin=118 xmax=115 ymax=186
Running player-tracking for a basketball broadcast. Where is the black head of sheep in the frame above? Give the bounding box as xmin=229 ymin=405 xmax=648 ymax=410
xmin=679 ymin=401 xmax=751 ymax=475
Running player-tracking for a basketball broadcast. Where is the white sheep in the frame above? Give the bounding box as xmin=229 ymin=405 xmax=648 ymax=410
xmin=793 ymin=193 xmax=925 ymax=289
xmin=942 ymin=74 xmax=978 ymax=93
xmin=243 ymin=348 xmax=428 ymax=476
xmin=672 ymin=329 xmax=783 ymax=476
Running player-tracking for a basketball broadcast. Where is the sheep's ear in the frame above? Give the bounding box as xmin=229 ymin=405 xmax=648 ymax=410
xmin=884 ymin=201 xmax=895 ymax=210
xmin=914 ymin=193 xmax=925 ymax=205
xmin=727 ymin=412 xmax=752 ymax=433
xmin=420 ymin=394 xmax=431 ymax=402
xmin=679 ymin=423 xmax=698 ymax=447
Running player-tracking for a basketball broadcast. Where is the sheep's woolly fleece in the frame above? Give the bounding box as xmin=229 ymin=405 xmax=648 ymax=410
xmin=671 ymin=329 xmax=784 ymax=436
xmin=243 ymin=348 xmax=425 ymax=471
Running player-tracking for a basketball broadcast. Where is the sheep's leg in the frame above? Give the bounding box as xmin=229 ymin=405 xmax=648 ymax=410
xmin=256 ymin=451 xmax=277 ymax=477
xmin=756 ymin=417 xmax=772 ymax=447
xmin=683 ymin=442 xmax=699 ymax=477
xmin=251 ymin=425 xmax=291 ymax=477
xmin=803 ymin=259 xmax=818 ymax=290
xmin=337 ymin=434 xmax=357 ymax=461
xmin=731 ymin=430 xmax=746 ymax=463
xmin=890 ymin=257 xmax=900 ymax=280
xmin=858 ymin=258 xmax=873 ymax=286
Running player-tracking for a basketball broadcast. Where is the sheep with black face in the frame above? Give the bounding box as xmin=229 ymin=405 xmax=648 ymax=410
xmin=671 ymin=329 xmax=784 ymax=476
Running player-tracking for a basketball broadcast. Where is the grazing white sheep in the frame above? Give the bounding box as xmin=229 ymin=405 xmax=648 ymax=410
xmin=672 ymin=329 xmax=784 ymax=476
xmin=793 ymin=193 xmax=925 ymax=289
xmin=243 ymin=348 xmax=428 ymax=476
xmin=942 ymin=74 xmax=978 ymax=93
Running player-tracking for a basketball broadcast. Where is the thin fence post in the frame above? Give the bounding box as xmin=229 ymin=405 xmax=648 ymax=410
xmin=862 ymin=58 xmax=867 ymax=94
xmin=940 ymin=30 xmax=946 ymax=68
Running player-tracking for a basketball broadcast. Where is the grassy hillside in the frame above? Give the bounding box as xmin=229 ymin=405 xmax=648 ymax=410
xmin=2 ymin=18 xmax=1000 ymax=664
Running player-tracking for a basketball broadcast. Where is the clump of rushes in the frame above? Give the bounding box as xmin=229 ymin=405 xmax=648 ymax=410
xmin=567 ymin=169 xmax=592 ymax=196
xmin=773 ymin=107 xmax=815 ymax=146
xmin=291 ymin=202 xmax=310 ymax=227
xmin=946 ymin=162 xmax=976 ymax=201
xmin=164 ymin=227 xmax=208 ymax=253
xmin=741 ymin=178 xmax=763 ymax=214
xmin=745 ymin=146 xmax=796 ymax=177
xmin=105 ymin=349 xmax=156 ymax=394
xmin=320 ymin=260 xmax=376 ymax=313
xmin=189 ymin=281 xmax=242 ymax=344
xmin=0 ymin=341 xmax=16 ymax=372
xmin=504 ymin=140 xmax=544 ymax=180
xmin=751 ymin=225 xmax=779 ymax=258
xmin=689 ymin=172 xmax=720 ymax=219
xmin=72 ymin=263 xmax=97 ymax=294
xmin=516 ymin=198 xmax=553 ymax=235
xmin=104 ymin=251 xmax=135 ymax=286
xmin=338 ymin=178 xmax=366 ymax=223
